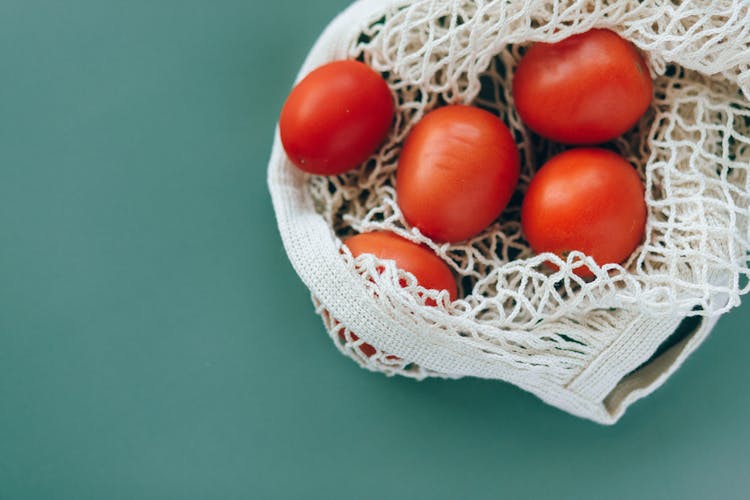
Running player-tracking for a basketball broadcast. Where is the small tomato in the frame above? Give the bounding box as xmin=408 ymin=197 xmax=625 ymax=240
xmin=279 ymin=60 xmax=394 ymax=175
xmin=513 ymin=28 xmax=653 ymax=144
xmin=341 ymin=231 xmax=457 ymax=357
xmin=521 ymin=148 xmax=647 ymax=277
xmin=396 ymin=105 xmax=520 ymax=243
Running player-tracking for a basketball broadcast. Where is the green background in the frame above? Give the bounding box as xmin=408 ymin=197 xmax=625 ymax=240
xmin=1 ymin=1 xmax=749 ymax=498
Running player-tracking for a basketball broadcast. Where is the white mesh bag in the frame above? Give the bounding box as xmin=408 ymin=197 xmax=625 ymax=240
xmin=267 ymin=0 xmax=750 ymax=424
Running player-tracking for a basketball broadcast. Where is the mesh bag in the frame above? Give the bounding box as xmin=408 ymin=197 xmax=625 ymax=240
xmin=267 ymin=0 xmax=750 ymax=424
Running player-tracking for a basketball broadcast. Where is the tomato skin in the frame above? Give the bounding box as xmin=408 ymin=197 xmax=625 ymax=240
xmin=279 ymin=60 xmax=394 ymax=175
xmin=521 ymin=148 xmax=647 ymax=277
xmin=396 ymin=105 xmax=520 ymax=243
xmin=512 ymin=29 xmax=652 ymax=144
xmin=340 ymin=231 xmax=457 ymax=358
xmin=344 ymin=231 xmax=457 ymax=301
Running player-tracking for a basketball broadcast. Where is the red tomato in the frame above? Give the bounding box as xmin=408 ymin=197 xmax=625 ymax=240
xmin=279 ymin=60 xmax=394 ymax=175
xmin=521 ymin=148 xmax=647 ymax=277
xmin=396 ymin=105 xmax=520 ymax=243
xmin=512 ymin=28 xmax=652 ymax=144
xmin=340 ymin=231 xmax=457 ymax=358
xmin=345 ymin=231 xmax=457 ymax=301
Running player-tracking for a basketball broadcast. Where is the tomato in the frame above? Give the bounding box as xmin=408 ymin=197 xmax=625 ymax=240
xmin=396 ymin=105 xmax=520 ymax=243
xmin=512 ymin=28 xmax=652 ymax=144
xmin=341 ymin=231 xmax=457 ymax=357
xmin=279 ymin=60 xmax=394 ymax=175
xmin=344 ymin=231 xmax=457 ymax=301
xmin=521 ymin=148 xmax=647 ymax=277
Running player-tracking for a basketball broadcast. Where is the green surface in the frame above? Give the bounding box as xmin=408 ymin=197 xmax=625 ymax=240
xmin=1 ymin=1 xmax=749 ymax=499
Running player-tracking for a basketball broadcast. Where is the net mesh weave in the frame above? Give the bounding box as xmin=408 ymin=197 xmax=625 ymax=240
xmin=272 ymin=0 xmax=750 ymax=417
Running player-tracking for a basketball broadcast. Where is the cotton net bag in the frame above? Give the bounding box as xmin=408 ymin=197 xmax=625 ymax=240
xmin=268 ymin=0 xmax=750 ymax=424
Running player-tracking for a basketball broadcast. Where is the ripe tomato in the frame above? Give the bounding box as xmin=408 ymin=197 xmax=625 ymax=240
xmin=512 ymin=28 xmax=652 ymax=144
xmin=345 ymin=231 xmax=457 ymax=301
xmin=521 ymin=148 xmax=647 ymax=277
xmin=279 ymin=60 xmax=394 ymax=175
xmin=396 ymin=105 xmax=520 ymax=243
xmin=341 ymin=231 xmax=457 ymax=357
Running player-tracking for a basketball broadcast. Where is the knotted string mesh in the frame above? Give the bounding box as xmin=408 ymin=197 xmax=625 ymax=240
xmin=270 ymin=0 xmax=750 ymax=420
